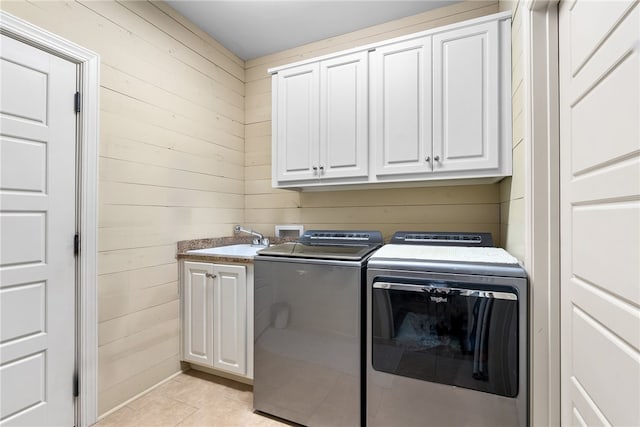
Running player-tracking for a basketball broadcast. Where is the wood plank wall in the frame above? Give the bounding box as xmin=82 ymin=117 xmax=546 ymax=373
xmin=1 ymin=0 xmax=246 ymax=415
xmin=244 ymin=1 xmax=503 ymax=243
xmin=499 ymin=0 xmax=526 ymax=261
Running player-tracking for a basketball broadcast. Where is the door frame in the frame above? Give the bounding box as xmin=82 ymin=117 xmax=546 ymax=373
xmin=0 ymin=11 xmax=99 ymax=427
xmin=520 ymin=0 xmax=560 ymax=426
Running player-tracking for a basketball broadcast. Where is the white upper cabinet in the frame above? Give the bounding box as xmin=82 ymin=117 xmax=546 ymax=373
xmin=370 ymin=37 xmax=432 ymax=176
xmin=432 ymin=21 xmax=500 ymax=173
xmin=273 ymin=51 xmax=368 ymax=183
xmin=270 ymin=11 xmax=511 ymax=189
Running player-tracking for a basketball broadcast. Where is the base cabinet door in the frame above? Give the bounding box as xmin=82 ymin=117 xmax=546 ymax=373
xmin=182 ymin=261 xmax=214 ymax=366
xmin=212 ymin=264 xmax=247 ymax=376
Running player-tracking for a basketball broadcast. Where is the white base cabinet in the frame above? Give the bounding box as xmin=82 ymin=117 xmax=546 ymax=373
xmin=181 ymin=261 xmax=253 ymax=380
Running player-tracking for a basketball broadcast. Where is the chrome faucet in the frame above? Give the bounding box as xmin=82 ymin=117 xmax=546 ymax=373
xmin=234 ymin=225 xmax=269 ymax=246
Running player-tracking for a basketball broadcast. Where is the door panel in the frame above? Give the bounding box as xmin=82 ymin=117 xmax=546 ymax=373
xmin=433 ymin=21 xmax=500 ymax=172
xmin=182 ymin=262 xmax=214 ymax=366
xmin=320 ymin=52 xmax=368 ymax=179
xmin=212 ymin=264 xmax=246 ymax=376
xmin=274 ymin=63 xmax=319 ymax=182
xmin=371 ymin=37 xmax=432 ymax=176
xmin=559 ymin=2 xmax=640 ymax=426
xmin=0 ymin=34 xmax=76 ymax=426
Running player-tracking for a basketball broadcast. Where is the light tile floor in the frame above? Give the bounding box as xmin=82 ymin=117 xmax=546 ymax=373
xmin=95 ymin=370 xmax=293 ymax=427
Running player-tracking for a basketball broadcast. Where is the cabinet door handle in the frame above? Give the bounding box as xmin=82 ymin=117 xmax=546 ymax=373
xmin=434 ymin=155 xmax=440 ymax=162
xmin=319 ymin=166 xmax=324 ymax=175
xmin=312 ymin=166 xmax=318 ymax=176
xmin=205 ymin=273 xmax=217 ymax=279
xmin=425 ymin=156 xmax=430 ymax=162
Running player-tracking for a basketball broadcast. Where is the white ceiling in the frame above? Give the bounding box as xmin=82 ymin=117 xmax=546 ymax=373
xmin=166 ymin=1 xmax=462 ymax=61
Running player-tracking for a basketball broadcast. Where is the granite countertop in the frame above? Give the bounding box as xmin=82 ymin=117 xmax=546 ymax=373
xmin=176 ymin=235 xmax=294 ymax=264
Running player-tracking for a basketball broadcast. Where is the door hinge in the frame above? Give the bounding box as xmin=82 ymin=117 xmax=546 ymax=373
xmin=74 ymin=233 xmax=80 ymax=256
xmin=74 ymin=91 xmax=81 ymax=113
xmin=73 ymin=372 xmax=79 ymax=397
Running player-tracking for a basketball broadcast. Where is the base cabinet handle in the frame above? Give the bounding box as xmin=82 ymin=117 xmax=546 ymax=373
xmin=206 ymin=273 xmax=217 ymax=279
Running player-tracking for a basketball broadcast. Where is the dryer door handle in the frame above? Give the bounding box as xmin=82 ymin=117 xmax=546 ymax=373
xmin=372 ymin=282 xmax=517 ymax=300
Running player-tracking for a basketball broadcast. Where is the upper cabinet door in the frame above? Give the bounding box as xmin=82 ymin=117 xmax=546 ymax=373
xmin=319 ymin=52 xmax=369 ymax=179
xmin=371 ymin=36 xmax=433 ymax=176
xmin=273 ymin=63 xmax=320 ymax=182
xmin=433 ymin=21 xmax=500 ymax=173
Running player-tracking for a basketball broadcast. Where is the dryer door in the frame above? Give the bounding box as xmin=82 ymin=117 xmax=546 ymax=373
xmin=371 ymin=279 xmax=519 ymax=397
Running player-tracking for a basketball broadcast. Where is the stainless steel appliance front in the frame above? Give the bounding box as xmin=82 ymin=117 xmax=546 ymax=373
xmin=253 ymin=230 xmax=382 ymax=426
xmin=367 ymin=264 xmax=528 ymax=427
xmin=254 ymin=257 xmax=364 ymax=426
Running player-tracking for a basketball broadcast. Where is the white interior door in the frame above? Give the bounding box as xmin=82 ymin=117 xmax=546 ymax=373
xmin=0 ymin=34 xmax=77 ymax=426
xmin=559 ymin=1 xmax=640 ymax=426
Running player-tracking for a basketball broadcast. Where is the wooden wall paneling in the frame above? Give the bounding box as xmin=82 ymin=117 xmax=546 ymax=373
xmin=100 ymin=112 xmax=244 ymax=167
xmin=98 ymin=354 xmax=180 ymax=415
xmin=78 ymin=0 xmax=244 ymax=92
xmin=99 ymin=158 xmax=244 ymax=195
xmin=98 ymin=224 xmax=238 ymax=252
xmin=101 ymin=64 xmax=244 ymax=124
xmin=114 ymin=1 xmax=245 ymax=82
xmin=245 ymin=92 xmax=271 ymax=124
xmin=245 ymin=180 xmax=281 ymax=196
xmin=99 ymin=264 xmax=179 ymax=299
xmin=244 ymin=165 xmax=273 ymax=181
xmin=100 ymin=182 xmax=244 ymax=209
xmin=300 ymin=204 xmax=498 ymax=225
xmin=244 ymin=208 xmax=303 ymax=225
xmin=299 ymin=185 xmax=499 ymax=207
xmin=99 ymin=134 xmax=243 ymax=181
xmin=99 ymin=281 xmax=178 ymax=323
xmin=245 ymin=193 xmax=302 ymax=209
xmin=101 ymin=89 xmax=243 ymax=148
xmin=98 ymin=244 xmax=177 ymax=275
xmin=98 ymin=205 xmax=243 ymax=229
xmin=98 ymin=300 xmax=179 ymax=347
xmin=98 ymin=319 xmax=179 ymax=390
xmin=499 ymin=0 xmax=525 ymax=260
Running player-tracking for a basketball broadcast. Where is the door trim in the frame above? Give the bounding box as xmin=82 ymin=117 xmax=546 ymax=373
xmin=521 ymin=1 xmax=560 ymax=426
xmin=0 ymin=11 xmax=99 ymax=427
